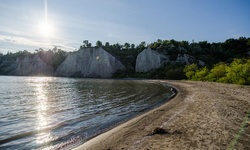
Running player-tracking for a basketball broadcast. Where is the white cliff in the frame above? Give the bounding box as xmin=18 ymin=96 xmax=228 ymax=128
xmin=13 ymin=55 xmax=54 ymax=75
xmin=135 ymin=48 xmax=169 ymax=72
xmin=56 ymin=47 xmax=125 ymax=78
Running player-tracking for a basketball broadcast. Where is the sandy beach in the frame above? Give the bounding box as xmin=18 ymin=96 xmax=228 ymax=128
xmin=74 ymin=80 xmax=250 ymax=150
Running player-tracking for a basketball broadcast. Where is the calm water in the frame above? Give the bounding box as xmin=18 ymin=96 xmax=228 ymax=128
xmin=0 ymin=76 xmax=173 ymax=150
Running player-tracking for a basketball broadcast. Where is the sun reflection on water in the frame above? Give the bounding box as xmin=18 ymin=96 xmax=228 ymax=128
xmin=33 ymin=77 xmax=53 ymax=145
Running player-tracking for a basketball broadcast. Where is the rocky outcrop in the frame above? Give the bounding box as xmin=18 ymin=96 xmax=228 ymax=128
xmin=135 ymin=48 xmax=206 ymax=73
xmin=175 ymin=54 xmax=205 ymax=66
xmin=0 ymin=54 xmax=54 ymax=76
xmin=198 ymin=60 xmax=206 ymax=66
xmin=175 ymin=54 xmax=195 ymax=65
xmin=55 ymin=47 xmax=125 ymax=78
xmin=135 ymin=48 xmax=169 ymax=72
xmin=13 ymin=55 xmax=54 ymax=75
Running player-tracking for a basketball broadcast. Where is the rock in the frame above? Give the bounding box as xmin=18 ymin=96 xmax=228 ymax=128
xmin=198 ymin=60 xmax=206 ymax=66
xmin=175 ymin=54 xmax=195 ymax=65
xmin=0 ymin=54 xmax=54 ymax=76
xmin=135 ymin=48 xmax=169 ymax=72
xmin=12 ymin=55 xmax=54 ymax=76
xmin=56 ymin=47 xmax=125 ymax=78
xmin=147 ymin=127 xmax=169 ymax=136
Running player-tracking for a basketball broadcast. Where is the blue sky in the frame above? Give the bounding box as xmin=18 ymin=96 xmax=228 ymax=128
xmin=0 ymin=0 xmax=249 ymax=54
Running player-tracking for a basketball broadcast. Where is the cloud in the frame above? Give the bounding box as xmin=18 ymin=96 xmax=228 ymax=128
xmin=51 ymin=43 xmax=77 ymax=51
xmin=0 ymin=35 xmax=40 ymax=46
xmin=0 ymin=35 xmax=75 ymax=51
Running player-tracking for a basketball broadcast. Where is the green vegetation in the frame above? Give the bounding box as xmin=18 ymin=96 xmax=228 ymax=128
xmin=113 ymin=63 xmax=186 ymax=79
xmin=110 ymin=37 xmax=250 ymax=83
xmin=184 ymin=58 xmax=250 ymax=85
xmin=38 ymin=47 xmax=68 ymax=69
xmin=0 ymin=37 xmax=250 ymax=85
xmin=228 ymin=109 xmax=250 ymax=149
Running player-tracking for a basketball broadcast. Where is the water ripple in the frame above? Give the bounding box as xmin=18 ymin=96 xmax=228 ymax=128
xmin=0 ymin=76 xmax=172 ymax=150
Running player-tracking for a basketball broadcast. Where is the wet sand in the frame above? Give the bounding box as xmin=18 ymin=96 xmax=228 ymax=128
xmin=74 ymin=80 xmax=250 ymax=150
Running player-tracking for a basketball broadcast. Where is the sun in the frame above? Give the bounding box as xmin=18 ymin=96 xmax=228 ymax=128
xmin=39 ymin=22 xmax=53 ymax=37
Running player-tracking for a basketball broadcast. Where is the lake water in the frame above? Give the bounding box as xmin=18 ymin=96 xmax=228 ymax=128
xmin=0 ymin=76 xmax=173 ymax=150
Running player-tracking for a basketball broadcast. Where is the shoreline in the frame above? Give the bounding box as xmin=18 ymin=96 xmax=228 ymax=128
xmin=73 ymin=80 xmax=250 ymax=150
xmin=68 ymin=80 xmax=177 ymax=149
xmin=73 ymin=80 xmax=181 ymax=150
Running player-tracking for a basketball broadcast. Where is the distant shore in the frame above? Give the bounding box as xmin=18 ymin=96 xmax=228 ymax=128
xmin=73 ymin=80 xmax=250 ymax=150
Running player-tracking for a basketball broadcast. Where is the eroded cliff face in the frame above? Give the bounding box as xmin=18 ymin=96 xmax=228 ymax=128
xmin=0 ymin=54 xmax=54 ymax=76
xmin=135 ymin=48 xmax=206 ymax=73
xmin=13 ymin=55 xmax=54 ymax=76
xmin=55 ymin=47 xmax=125 ymax=78
xmin=175 ymin=54 xmax=195 ymax=65
xmin=135 ymin=48 xmax=169 ymax=72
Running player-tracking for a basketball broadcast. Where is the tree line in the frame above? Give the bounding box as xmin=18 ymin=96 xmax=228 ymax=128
xmin=1 ymin=37 xmax=249 ymax=84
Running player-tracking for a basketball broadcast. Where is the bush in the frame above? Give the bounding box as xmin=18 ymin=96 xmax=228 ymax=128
xmin=184 ymin=58 xmax=250 ymax=85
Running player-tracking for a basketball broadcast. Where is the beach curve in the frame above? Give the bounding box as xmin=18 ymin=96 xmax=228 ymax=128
xmin=74 ymin=80 xmax=250 ymax=150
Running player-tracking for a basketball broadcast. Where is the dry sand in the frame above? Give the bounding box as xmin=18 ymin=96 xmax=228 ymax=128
xmin=74 ymin=80 xmax=250 ymax=150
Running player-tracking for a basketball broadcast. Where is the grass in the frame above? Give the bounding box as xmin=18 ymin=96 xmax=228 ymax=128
xmin=228 ymin=109 xmax=250 ymax=150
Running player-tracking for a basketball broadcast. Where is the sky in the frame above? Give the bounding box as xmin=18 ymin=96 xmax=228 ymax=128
xmin=0 ymin=0 xmax=250 ymax=54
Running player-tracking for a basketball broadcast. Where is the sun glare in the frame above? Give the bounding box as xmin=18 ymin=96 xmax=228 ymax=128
xmin=38 ymin=0 xmax=54 ymax=37
xmin=39 ymin=22 xmax=53 ymax=37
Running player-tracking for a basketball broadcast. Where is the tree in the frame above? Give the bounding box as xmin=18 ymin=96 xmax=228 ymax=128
xmin=96 ymin=40 xmax=102 ymax=47
xmin=170 ymin=39 xmax=178 ymax=46
xmin=184 ymin=64 xmax=198 ymax=80
xmin=180 ymin=41 xmax=189 ymax=49
xmin=105 ymin=42 xmax=110 ymax=47
xmin=87 ymin=43 xmax=92 ymax=47
xmin=150 ymin=42 xmax=161 ymax=50
xmin=226 ymin=58 xmax=250 ymax=85
xmin=83 ymin=40 xmax=89 ymax=47
xmin=124 ymin=43 xmax=130 ymax=50
xmin=193 ymin=67 xmax=209 ymax=81
xmin=247 ymin=38 xmax=250 ymax=46
xmin=198 ymin=41 xmax=210 ymax=49
xmin=206 ymin=62 xmax=227 ymax=82
xmin=157 ymin=39 xmax=162 ymax=43
xmin=138 ymin=41 xmax=146 ymax=50
xmin=52 ymin=46 xmax=57 ymax=52
xmin=114 ymin=43 xmax=122 ymax=50
xmin=131 ymin=44 xmax=135 ymax=49
xmin=35 ymin=48 xmax=44 ymax=53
